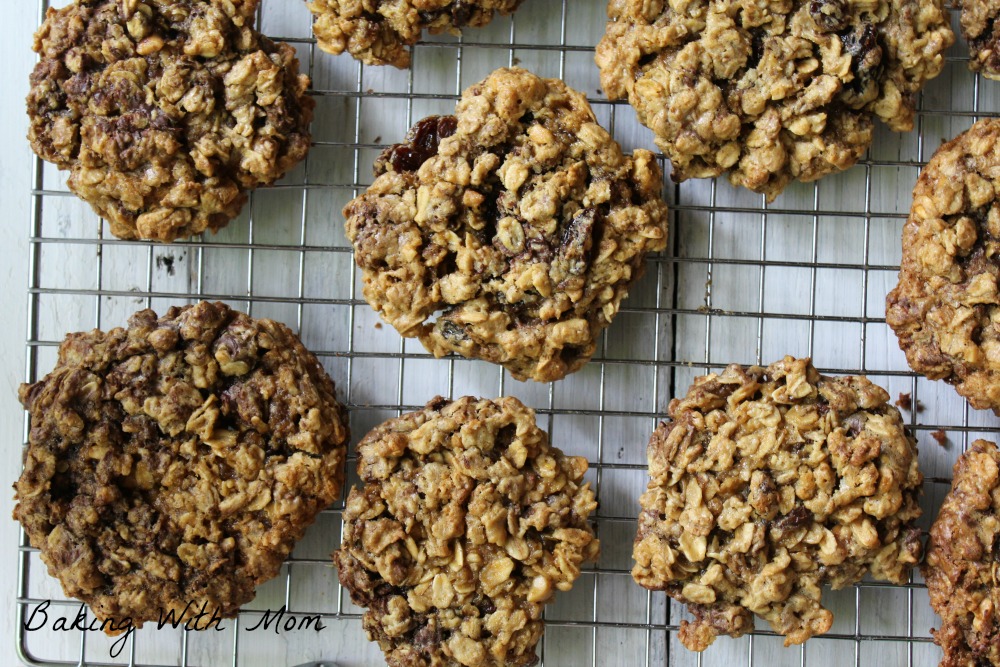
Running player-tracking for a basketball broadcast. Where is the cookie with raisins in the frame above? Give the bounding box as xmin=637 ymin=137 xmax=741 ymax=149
xmin=961 ymin=0 xmax=1000 ymax=79
xmin=595 ymin=0 xmax=953 ymax=200
xmin=308 ymin=0 xmax=525 ymax=68
xmin=887 ymin=119 xmax=1000 ymax=413
xmin=343 ymin=67 xmax=669 ymax=382
xmin=14 ymin=301 xmax=349 ymax=631
xmin=923 ymin=439 xmax=1000 ymax=667
xmin=634 ymin=357 xmax=922 ymax=650
xmin=27 ymin=0 xmax=313 ymax=242
xmin=334 ymin=396 xmax=599 ymax=667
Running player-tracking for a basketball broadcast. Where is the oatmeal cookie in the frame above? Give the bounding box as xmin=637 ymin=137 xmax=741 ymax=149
xmin=27 ymin=0 xmax=314 ymax=242
xmin=886 ymin=119 xmax=1000 ymax=414
xmin=961 ymin=0 xmax=1000 ymax=79
xmin=14 ymin=301 xmax=349 ymax=630
xmin=307 ymin=0 xmax=525 ymax=68
xmin=344 ymin=67 xmax=669 ymax=383
xmin=334 ymin=396 xmax=599 ymax=667
xmin=595 ymin=0 xmax=953 ymax=200
xmin=924 ymin=439 xmax=1000 ymax=667
xmin=633 ymin=357 xmax=922 ymax=651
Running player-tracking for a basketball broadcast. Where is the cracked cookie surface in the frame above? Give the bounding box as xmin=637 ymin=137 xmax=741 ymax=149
xmin=923 ymin=439 xmax=1000 ymax=667
xmin=344 ymin=67 xmax=669 ymax=383
xmin=633 ymin=357 xmax=922 ymax=651
xmin=334 ymin=396 xmax=599 ymax=667
xmin=27 ymin=0 xmax=314 ymax=242
xmin=962 ymin=0 xmax=1000 ymax=79
xmin=886 ymin=119 xmax=1000 ymax=414
xmin=595 ymin=0 xmax=953 ymax=200
xmin=307 ymin=0 xmax=525 ymax=68
xmin=14 ymin=301 xmax=349 ymax=630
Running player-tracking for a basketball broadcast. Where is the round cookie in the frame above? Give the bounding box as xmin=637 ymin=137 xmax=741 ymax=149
xmin=886 ymin=119 xmax=1000 ymax=414
xmin=307 ymin=0 xmax=525 ymax=68
xmin=344 ymin=67 xmax=669 ymax=383
xmin=961 ymin=0 xmax=1000 ymax=79
xmin=633 ymin=357 xmax=922 ymax=651
xmin=27 ymin=0 xmax=314 ymax=242
xmin=595 ymin=0 xmax=953 ymax=200
xmin=14 ymin=301 xmax=349 ymax=630
xmin=923 ymin=439 xmax=1000 ymax=667
xmin=334 ymin=396 xmax=599 ymax=667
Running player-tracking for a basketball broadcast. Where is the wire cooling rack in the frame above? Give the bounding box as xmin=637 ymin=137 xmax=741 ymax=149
xmin=17 ymin=0 xmax=1000 ymax=665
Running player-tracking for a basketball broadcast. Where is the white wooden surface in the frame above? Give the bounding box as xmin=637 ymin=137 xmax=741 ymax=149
xmin=3 ymin=0 xmax=997 ymax=666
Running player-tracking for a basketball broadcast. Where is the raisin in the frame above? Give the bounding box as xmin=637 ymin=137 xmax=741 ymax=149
xmin=841 ymin=25 xmax=883 ymax=87
xmin=450 ymin=1 xmax=473 ymax=27
xmin=439 ymin=320 xmax=468 ymax=342
xmin=774 ymin=506 xmax=811 ymax=531
xmin=746 ymin=28 xmax=767 ymax=69
xmin=377 ymin=115 xmax=459 ymax=173
xmin=845 ymin=414 xmax=865 ymax=437
xmin=559 ymin=208 xmax=598 ymax=276
xmin=809 ymin=0 xmax=849 ymax=31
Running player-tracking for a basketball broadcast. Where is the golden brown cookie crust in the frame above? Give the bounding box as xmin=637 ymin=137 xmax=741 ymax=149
xmin=886 ymin=119 xmax=1000 ymax=414
xmin=923 ymin=439 xmax=1000 ymax=667
xmin=14 ymin=301 xmax=349 ymax=630
xmin=27 ymin=0 xmax=314 ymax=242
xmin=307 ymin=0 xmax=525 ymax=68
xmin=961 ymin=0 xmax=1000 ymax=79
xmin=344 ymin=67 xmax=669 ymax=383
xmin=334 ymin=396 xmax=599 ymax=667
xmin=595 ymin=0 xmax=953 ymax=200
xmin=633 ymin=357 xmax=922 ymax=651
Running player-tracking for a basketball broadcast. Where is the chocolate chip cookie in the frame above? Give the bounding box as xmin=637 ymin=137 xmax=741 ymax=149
xmin=924 ymin=439 xmax=1000 ymax=667
xmin=14 ymin=301 xmax=349 ymax=630
xmin=961 ymin=0 xmax=1000 ymax=79
xmin=307 ymin=0 xmax=525 ymax=68
xmin=344 ymin=67 xmax=669 ymax=383
xmin=334 ymin=396 xmax=599 ymax=667
xmin=27 ymin=0 xmax=314 ymax=242
xmin=595 ymin=0 xmax=953 ymax=200
xmin=633 ymin=357 xmax=922 ymax=651
xmin=886 ymin=119 xmax=1000 ymax=414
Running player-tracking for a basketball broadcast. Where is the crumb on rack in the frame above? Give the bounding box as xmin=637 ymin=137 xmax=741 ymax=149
xmin=894 ymin=392 xmax=924 ymax=413
xmin=931 ymin=430 xmax=948 ymax=446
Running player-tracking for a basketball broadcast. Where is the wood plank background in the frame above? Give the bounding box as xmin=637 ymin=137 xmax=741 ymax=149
xmin=3 ymin=0 xmax=998 ymax=665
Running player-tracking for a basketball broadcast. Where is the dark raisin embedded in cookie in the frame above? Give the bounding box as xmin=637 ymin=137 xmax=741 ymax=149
xmin=334 ymin=396 xmax=599 ymax=667
xmin=308 ymin=0 xmax=526 ymax=68
xmin=27 ymin=0 xmax=314 ymax=242
xmin=595 ymin=0 xmax=953 ymax=200
xmin=961 ymin=0 xmax=1000 ymax=79
xmin=923 ymin=439 xmax=1000 ymax=667
xmin=344 ymin=67 xmax=669 ymax=383
xmin=886 ymin=119 xmax=1000 ymax=414
xmin=13 ymin=301 xmax=349 ymax=631
xmin=633 ymin=357 xmax=923 ymax=651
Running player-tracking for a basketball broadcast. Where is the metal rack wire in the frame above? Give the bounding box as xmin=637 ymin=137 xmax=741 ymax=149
xmin=16 ymin=0 xmax=1000 ymax=665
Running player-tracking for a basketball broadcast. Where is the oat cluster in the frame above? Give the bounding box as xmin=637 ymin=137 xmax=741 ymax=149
xmin=961 ymin=0 xmax=1000 ymax=79
xmin=924 ymin=439 xmax=1000 ymax=667
xmin=887 ymin=118 xmax=1000 ymax=414
xmin=334 ymin=396 xmax=599 ymax=667
xmin=633 ymin=357 xmax=922 ymax=651
xmin=308 ymin=0 xmax=525 ymax=68
xmin=14 ymin=301 xmax=349 ymax=629
xmin=595 ymin=0 xmax=953 ymax=200
xmin=27 ymin=0 xmax=314 ymax=242
xmin=344 ymin=67 xmax=669 ymax=382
